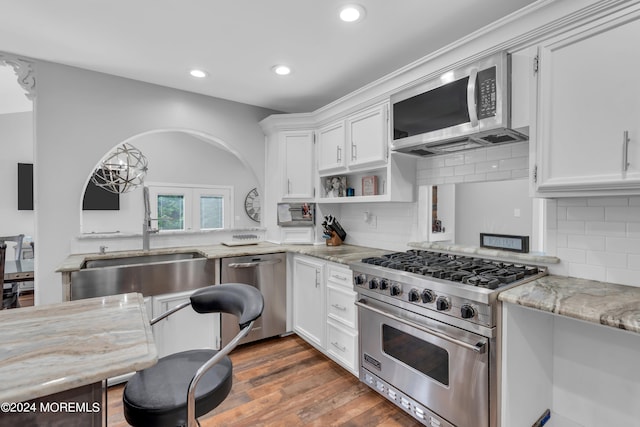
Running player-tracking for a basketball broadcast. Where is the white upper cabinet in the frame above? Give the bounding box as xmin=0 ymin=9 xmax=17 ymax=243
xmin=533 ymin=8 xmax=640 ymax=196
xmin=346 ymin=102 xmax=388 ymax=169
xmin=317 ymin=120 xmax=346 ymax=173
xmin=282 ymin=130 xmax=315 ymax=199
xmin=317 ymin=102 xmax=389 ymax=174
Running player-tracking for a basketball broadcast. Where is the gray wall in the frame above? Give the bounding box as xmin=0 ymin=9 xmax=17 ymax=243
xmin=34 ymin=61 xmax=276 ymax=304
xmin=455 ymin=179 xmax=532 ymax=247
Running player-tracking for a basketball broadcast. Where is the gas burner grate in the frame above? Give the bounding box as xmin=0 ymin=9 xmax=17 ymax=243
xmin=361 ymin=250 xmax=543 ymax=290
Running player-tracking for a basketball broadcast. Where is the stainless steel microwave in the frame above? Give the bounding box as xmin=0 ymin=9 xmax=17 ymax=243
xmin=390 ymin=52 xmax=526 ymax=156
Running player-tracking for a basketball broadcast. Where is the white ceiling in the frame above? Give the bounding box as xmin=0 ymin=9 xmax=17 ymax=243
xmin=1 ymin=0 xmax=538 ymax=114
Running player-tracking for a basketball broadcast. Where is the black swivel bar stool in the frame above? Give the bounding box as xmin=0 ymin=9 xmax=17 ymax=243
xmin=123 ymin=283 xmax=264 ymax=427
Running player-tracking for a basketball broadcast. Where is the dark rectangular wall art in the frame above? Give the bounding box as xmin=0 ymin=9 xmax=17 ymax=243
xmin=17 ymin=162 xmax=34 ymax=210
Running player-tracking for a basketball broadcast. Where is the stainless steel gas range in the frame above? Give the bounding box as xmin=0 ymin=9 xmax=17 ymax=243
xmin=351 ymin=249 xmax=547 ymax=427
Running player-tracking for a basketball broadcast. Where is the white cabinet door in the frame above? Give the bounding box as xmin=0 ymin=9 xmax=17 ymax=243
xmin=292 ymin=256 xmax=324 ymax=348
xmin=534 ymin=10 xmax=640 ymax=195
xmin=346 ymin=103 xmax=388 ymax=169
xmin=317 ymin=121 xmax=346 ymax=173
xmin=152 ymin=290 xmax=219 ymax=358
xmin=282 ymin=130 xmax=315 ymax=199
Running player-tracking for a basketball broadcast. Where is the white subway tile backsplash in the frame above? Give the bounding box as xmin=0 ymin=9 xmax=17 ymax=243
xmin=557 ymin=247 xmax=586 ymax=263
xmin=587 ymin=197 xmax=629 ymax=207
xmin=628 ymin=223 xmax=640 ymax=239
xmin=475 ymin=160 xmax=501 ymax=174
xmin=444 ymin=154 xmax=465 ymax=167
xmin=464 ymin=150 xmax=487 ymax=164
xmin=586 ymin=250 xmax=628 ymax=268
xmin=605 ymin=237 xmax=640 ymax=254
xmin=606 ymin=268 xmax=640 ymax=287
xmin=485 ymin=170 xmax=511 ymax=181
xmin=568 ymin=263 xmax=607 ymax=282
xmin=444 ymin=176 xmax=466 ymax=184
xmin=557 ymin=198 xmax=588 ymax=207
xmin=558 ymin=220 xmax=585 ymax=234
xmin=511 ymin=168 xmax=529 ymax=179
xmin=566 ymin=206 xmax=605 ymax=221
xmin=628 ymin=255 xmax=640 ymax=270
xmin=486 ymin=146 xmax=512 ymax=161
xmin=510 ymin=141 xmax=529 ymax=157
xmin=498 ymin=156 xmax=528 ymax=171
xmin=605 ymin=206 xmax=640 ymax=222
xmin=629 ymin=196 xmax=640 ymax=206
xmin=584 ymin=221 xmax=626 ymax=237
xmin=454 ymin=164 xmax=475 ymax=176
xmin=567 ymin=234 xmax=605 ymax=251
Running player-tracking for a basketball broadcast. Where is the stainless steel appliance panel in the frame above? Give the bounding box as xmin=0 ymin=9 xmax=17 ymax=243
xmin=220 ymin=253 xmax=286 ymax=346
xmin=357 ymin=296 xmax=490 ymax=427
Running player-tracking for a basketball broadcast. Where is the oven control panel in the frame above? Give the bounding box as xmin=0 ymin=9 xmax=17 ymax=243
xmin=362 ymin=369 xmax=454 ymax=427
xmin=353 ymin=272 xmax=492 ymax=327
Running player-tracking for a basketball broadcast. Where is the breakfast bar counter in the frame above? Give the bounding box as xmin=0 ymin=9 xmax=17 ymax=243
xmin=499 ymin=275 xmax=640 ymax=334
xmin=0 ymin=292 xmax=156 ymax=424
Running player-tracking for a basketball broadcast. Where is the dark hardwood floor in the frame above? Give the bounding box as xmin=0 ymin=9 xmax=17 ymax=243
xmin=107 ymin=335 xmax=421 ymax=426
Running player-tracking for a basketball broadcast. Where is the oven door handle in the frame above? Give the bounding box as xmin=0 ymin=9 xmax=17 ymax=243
xmin=355 ymin=300 xmax=487 ymax=354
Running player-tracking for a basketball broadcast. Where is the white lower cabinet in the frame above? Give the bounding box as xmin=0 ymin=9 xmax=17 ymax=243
xmin=293 ymin=255 xmax=359 ymax=376
xmin=292 ymin=255 xmax=325 ymax=347
xmin=151 ymin=289 xmax=220 ymax=358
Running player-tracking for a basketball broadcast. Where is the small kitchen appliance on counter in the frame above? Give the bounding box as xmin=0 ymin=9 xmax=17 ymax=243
xmin=351 ymin=249 xmax=547 ymax=426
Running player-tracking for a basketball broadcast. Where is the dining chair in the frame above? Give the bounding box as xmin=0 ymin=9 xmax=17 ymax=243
xmin=0 ymin=235 xmax=24 ymax=309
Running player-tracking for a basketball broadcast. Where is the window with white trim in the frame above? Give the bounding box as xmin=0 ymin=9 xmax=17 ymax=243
xmin=148 ymin=184 xmax=233 ymax=231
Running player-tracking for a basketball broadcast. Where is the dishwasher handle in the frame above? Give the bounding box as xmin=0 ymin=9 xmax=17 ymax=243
xmin=227 ymin=258 xmax=283 ymax=269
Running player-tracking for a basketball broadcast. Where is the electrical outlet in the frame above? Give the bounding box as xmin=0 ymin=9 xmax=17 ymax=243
xmin=367 ymin=214 xmax=377 ymax=229
xmin=514 ymin=208 xmax=521 ymax=218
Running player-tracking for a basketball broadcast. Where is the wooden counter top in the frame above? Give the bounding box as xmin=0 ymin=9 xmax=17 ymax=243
xmin=0 ymin=293 xmax=157 ymax=402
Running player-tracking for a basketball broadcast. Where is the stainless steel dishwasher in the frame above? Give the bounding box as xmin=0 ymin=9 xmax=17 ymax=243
xmin=220 ymin=252 xmax=286 ymax=346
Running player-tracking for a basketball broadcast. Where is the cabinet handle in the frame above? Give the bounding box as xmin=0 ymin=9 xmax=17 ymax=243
xmin=331 ymin=341 xmax=346 ymax=352
xmin=287 ymin=179 xmax=292 ymax=194
xmin=315 ymin=269 xmax=320 ymax=288
xmin=332 ymin=274 xmax=348 ymax=281
xmin=351 ymin=144 xmax=357 ymax=161
xmin=623 ymin=130 xmax=631 ymax=172
xmin=331 ymin=303 xmax=347 ymax=311
xmin=337 ymin=145 xmax=342 ymax=162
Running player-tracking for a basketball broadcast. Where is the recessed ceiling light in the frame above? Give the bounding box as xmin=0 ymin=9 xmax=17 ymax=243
xmin=272 ymin=65 xmax=291 ymax=76
xmin=189 ymin=69 xmax=208 ymax=78
xmin=339 ymin=4 xmax=366 ymax=22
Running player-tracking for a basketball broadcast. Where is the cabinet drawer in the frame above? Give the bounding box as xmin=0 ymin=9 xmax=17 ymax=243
xmin=327 ymin=320 xmax=358 ymax=374
xmin=327 ymin=284 xmax=357 ymax=329
xmin=326 ymin=264 xmax=352 ymax=288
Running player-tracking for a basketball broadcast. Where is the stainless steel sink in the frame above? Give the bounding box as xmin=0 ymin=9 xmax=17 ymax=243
xmin=82 ymin=251 xmax=204 ymax=268
xmin=70 ymin=251 xmax=215 ymax=300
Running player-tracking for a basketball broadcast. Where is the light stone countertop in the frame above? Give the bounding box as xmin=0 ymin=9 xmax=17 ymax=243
xmin=56 ymin=242 xmax=391 ymax=272
xmin=407 ymin=241 xmax=560 ymax=264
xmin=499 ymin=275 xmax=640 ymax=334
xmin=0 ymin=293 xmax=157 ymax=402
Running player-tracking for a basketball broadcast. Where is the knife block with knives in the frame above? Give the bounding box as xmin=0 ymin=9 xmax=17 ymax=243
xmin=322 ymin=215 xmax=347 ymax=246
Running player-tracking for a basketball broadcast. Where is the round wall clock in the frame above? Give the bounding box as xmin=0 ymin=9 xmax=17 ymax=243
xmin=244 ymin=188 xmax=260 ymax=222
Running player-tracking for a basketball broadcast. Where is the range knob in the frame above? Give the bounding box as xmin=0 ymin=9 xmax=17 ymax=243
xmin=408 ymin=289 xmax=420 ymax=302
xmin=421 ymin=289 xmax=435 ymax=304
xmin=379 ymin=279 xmax=390 ymax=290
xmin=390 ymin=284 xmax=402 ymax=296
xmin=368 ymin=278 xmax=380 ymax=290
xmin=354 ymin=274 xmax=366 ymax=286
xmin=436 ymin=296 xmax=450 ymax=311
xmin=461 ymin=304 xmax=476 ymax=319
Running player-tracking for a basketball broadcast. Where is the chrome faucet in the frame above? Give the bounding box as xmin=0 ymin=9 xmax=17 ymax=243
xmin=142 ymin=186 xmax=158 ymax=251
